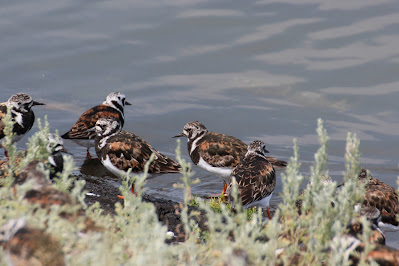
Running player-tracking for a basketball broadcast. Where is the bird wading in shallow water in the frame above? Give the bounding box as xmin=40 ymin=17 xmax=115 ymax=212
xmin=226 ymin=140 xmax=276 ymax=220
xmin=94 ymin=117 xmax=181 ymax=195
xmin=174 ymin=121 xmax=286 ymax=195
xmin=61 ymin=92 xmax=131 ymax=158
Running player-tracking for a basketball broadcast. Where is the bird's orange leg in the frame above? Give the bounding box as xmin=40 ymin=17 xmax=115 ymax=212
xmin=86 ymin=148 xmax=92 ymax=159
xmin=221 ymin=181 xmax=228 ymax=196
xmin=266 ymin=207 xmax=272 ymax=220
xmin=117 ymin=184 xmax=137 ymax=199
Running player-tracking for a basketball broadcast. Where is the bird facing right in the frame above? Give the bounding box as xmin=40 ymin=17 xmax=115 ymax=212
xmin=61 ymin=92 xmax=131 ymax=158
xmin=226 ymin=140 xmax=276 ymax=220
xmin=0 ymin=93 xmax=44 ymax=148
xmin=46 ymin=133 xmax=71 ymax=180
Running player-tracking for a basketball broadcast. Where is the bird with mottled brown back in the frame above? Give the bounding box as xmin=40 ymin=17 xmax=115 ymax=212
xmin=174 ymin=121 xmax=286 ymax=194
xmin=0 ymin=219 xmax=65 ymax=266
xmin=226 ymin=140 xmax=276 ymax=220
xmin=61 ymin=92 xmax=131 ymax=158
xmin=94 ymin=117 xmax=181 ymax=177
xmin=358 ymin=169 xmax=399 ymax=231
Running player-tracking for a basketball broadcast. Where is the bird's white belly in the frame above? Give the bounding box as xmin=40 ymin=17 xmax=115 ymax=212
xmin=197 ymin=157 xmax=233 ymax=178
xmin=102 ymin=155 xmax=130 ymax=179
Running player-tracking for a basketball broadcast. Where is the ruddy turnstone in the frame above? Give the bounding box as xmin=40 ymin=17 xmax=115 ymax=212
xmin=337 ymin=168 xmax=399 ymax=232
xmin=226 ymin=140 xmax=276 ymax=220
xmin=333 ymin=233 xmax=399 ymax=265
xmin=13 ymin=159 xmax=101 ymax=233
xmin=46 ymin=133 xmax=70 ymax=180
xmin=348 ymin=206 xmax=386 ymax=245
xmin=362 ymin=244 xmax=399 ymax=265
xmin=174 ymin=121 xmax=286 ymax=193
xmin=0 ymin=93 xmax=44 ymax=148
xmin=0 ymin=219 xmax=65 ymax=266
xmin=61 ymin=92 xmax=131 ymax=158
xmin=10 ymin=133 xmax=70 ymax=184
xmin=358 ymin=169 xmax=399 ymax=232
xmin=94 ymin=117 xmax=181 ymax=179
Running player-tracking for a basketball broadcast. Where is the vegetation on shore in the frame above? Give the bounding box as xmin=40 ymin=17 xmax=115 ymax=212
xmin=0 ymin=110 xmax=391 ymax=265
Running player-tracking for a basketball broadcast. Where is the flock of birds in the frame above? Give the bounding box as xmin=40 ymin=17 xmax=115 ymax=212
xmin=0 ymin=92 xmax=288 ymax=218
xmin=1 ymin=92 xmax=399 ymax=264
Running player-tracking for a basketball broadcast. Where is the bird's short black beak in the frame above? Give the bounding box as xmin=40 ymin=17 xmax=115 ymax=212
xmin=173 ymin=132 xmax=185 ymax=138
xmin=33 ymin=101 xmax=45 ymax=106
xmin=125 ymin=101 xmax=132 ymax=106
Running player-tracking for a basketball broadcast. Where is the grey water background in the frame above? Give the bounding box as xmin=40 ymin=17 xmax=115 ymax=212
xmin=1 ymin=0 xmax=399 ymax=246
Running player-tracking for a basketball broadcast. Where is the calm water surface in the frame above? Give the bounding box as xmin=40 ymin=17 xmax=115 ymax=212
xmin=1 ymin=0 xmax=399 ymax=246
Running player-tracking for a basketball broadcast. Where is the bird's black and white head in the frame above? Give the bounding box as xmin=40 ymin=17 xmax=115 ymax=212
xmin=47 ymin=133 xmax=69 ymax=156
xmin=94 ymin=117 xmax=122 ymax=138
xmin=102 ymin=92 xmax=131 ymax=114
xmin=7 ymin=93 xmax=44 ymax=112
xmin=174 ymin=121 xmax=208 ymax=141
xmin=246 ymin=140 xmax=269 ymax=158
xmin=46 ymin=133 xmax=71 ymax=179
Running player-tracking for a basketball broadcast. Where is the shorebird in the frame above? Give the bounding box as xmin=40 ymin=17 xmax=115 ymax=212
xmin=0 ymin=93 xmax=44 ymax=154
xmin=46 ymin=133 xmax=71 ymax=180
xmin=0 ymin=219 xmax=65 ymax=266
xmin=174 ymin=121 xmax=286 ymax=194
xmin=226 ymin=140 xmax=276 ymax=220
xmin=61 ymin=92 xmax=131 ymax=158
xmin=12 ymin=151 xmax=101 ymax=233
xmin=94 ymin=117 xmax=181 ymax=195
xmin=358 ymin=169 xmax=399 ymax=232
